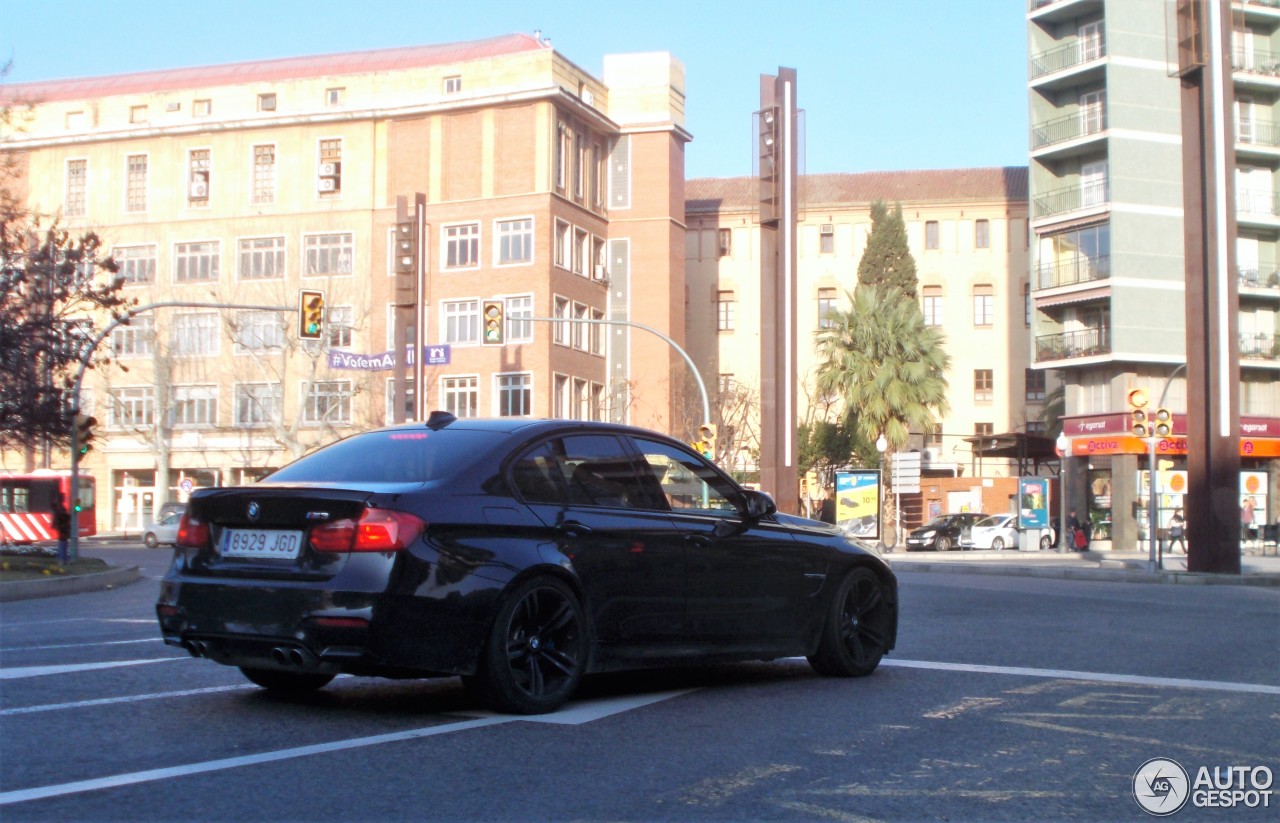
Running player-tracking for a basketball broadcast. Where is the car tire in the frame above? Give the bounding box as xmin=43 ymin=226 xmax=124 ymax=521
xmin=807 ymin=567 xmax=893 ymax=678
xmin=1040 ymin=533 xmax=1053 ymax=551
xmin=475 ymin=576 xmax=587 ymax=715
xmin=935 ymin=535 xmax=952 ymax=552
xmin=991 ymin=536 xmax=1005 ymax=551
xmin=238 ymin=666 xmax=334 ymax=693
xmin=144 ymin=533 xmax=158 ymax=549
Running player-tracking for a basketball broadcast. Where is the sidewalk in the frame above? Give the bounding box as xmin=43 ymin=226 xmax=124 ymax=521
xmin=886 ymin=544 xmax=1280 ymax=587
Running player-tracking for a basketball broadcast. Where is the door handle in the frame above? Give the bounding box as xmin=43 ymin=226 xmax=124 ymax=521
xmin=557 ymin=519 xmax=593 ymax=537
xmin=684 ymin=534 xmax=711 ymax=548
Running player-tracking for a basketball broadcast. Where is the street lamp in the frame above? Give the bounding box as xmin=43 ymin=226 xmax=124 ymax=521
xmin=876 ymin=434 xmax=888 ymax=549
xmin=1056 ymin=432 xmax=1069 ymax=554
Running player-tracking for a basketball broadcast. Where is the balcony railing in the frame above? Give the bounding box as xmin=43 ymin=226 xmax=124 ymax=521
xmin=1030 ymin=39 xmax=1107 ymax=79
xmin=1233 ymin=46 xmax=1280 ymax=76
xmin=1237 ymin=188 xmax=1280 ymax=218
xmin=1240 ymin=333 xmax=1280 ymax=360
xmin=1035 ymin=326 xmax=1111 ymax=362
xmin=1238 ymin=118 xmax=1280 ymax=148
xmin=1032 ymin=109 xmax=1107 ymax=149
xmin=1239 ymin=267 xmax=1280 ymax=289
xmin=1037 ymin=255 xmax=1111 ymax=289
xmin=1034 ymin=180 xmax=1109 ymax=218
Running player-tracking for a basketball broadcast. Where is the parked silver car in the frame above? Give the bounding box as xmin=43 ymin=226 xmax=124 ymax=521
xmin=144 ymin=511 xmax=183 ymax=548
xmin=962 ymin=513 xmax=1020 ymax=550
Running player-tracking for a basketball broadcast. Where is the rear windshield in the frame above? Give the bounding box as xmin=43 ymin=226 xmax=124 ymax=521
xmin=264 ymin=429 xmax=504 ymax=484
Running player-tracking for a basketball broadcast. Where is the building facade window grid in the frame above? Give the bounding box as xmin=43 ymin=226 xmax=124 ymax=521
xmin=495 ymin=372 xmax=532 ymax=417
xmin=303 ymin=232 xmax=354 ymax=276
xmin=238 ymin=236 xmax=286 ymax=280
xmin=444 ymin=300 xmax=480 ymax=344
xmin=252 ymin=144 xmax=276 ymax=204
xmin=108 ymin=386 xmax=155 ymax=428
xmin=114 ymin=245 xmax=156 ymax=286
xmin=233 ymin=311 xmax=285 ymax=353
xmin=125 ymin=154 xmax=147 ymax=213
xmin=235 ymin=382 xmax=282 ymax=426
xmin=171 ymin=385 xmax=218 ymax=427
xmin=444 ymin=223 xmax=480 ymax=269
xmin=170 ymin=312 xmax=219 ymax=356
xmin=111 ymin=315 xmax=154 ymax=358
xmin=496 ymin=218 xmax=534 ymax=265
xmin=174 ymin=240 xmax=220 ymax=283
xmin=303 ymin=380 xmax=352 ymax=425
xmin=442 ymin=375 xmax=478 ymax=418
xmin=65 ymin=159 xmax=87 ymax=217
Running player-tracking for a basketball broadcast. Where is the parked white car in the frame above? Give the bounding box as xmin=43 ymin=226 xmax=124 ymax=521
xmin=143 ymin=511 xmax=183 ymax=548
xmin=963 ymin=513 xmax=1021 ymax=551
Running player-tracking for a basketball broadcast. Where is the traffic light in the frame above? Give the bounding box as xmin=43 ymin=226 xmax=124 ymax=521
xmin=1153 ymin=407 xmax=1173 ymax=438
xmin=299 ymin=289 xmax=325 ymax=341
xmin=758 ymin=105 xmax=780 ymax=225
xmin=75 ymin=413 xmax=97 ymax=456
xmin=393 ymin=221 xmax=418 ymax=274
xmin=1127 ymin=388 xmax=1150 ymax=437
xmin=697 ymin=423 xmax=717 ymax=460
xmin=482 ymin=301 xmax=505 ymax=345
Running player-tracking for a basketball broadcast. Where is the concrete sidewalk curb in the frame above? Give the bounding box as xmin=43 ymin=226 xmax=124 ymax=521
xmin=0 ymin=564 xmax=142 ymax=602
xmin=890 ymin=560 xmax=1280 ymax=587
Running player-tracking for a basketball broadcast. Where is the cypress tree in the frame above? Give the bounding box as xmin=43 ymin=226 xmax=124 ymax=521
xmin=857 ymin=200 xmax=918 ymax=300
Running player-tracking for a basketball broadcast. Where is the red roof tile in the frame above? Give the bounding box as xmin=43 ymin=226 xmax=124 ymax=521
xmin=2 ymin=33 xmax=546 ymax=104
xmin=686 ymin=167 xmax=1028 ymax=213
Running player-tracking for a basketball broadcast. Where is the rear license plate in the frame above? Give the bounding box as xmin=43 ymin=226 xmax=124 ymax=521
xmin=219 ymin=528 xmax=303 ymax=560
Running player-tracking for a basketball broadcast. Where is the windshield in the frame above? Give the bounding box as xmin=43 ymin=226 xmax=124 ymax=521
xmin=265 ymin=429 xmax=505 ymax=484
xmin=975 ymin=515 xmax=1005 ymax=528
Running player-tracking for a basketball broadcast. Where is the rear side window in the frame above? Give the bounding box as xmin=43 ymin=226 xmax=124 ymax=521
xmin=510 ymin=443 xmax=568 ymax=505
xmin=265 ymin=429 xmax=502 ymax=484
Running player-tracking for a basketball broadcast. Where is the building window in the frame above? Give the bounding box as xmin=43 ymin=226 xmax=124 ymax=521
xmin=174 ymin=240 xmax=220 ymax=283
xmin=719 ymin=373 xmax=737 ymax=395
xmin=593 ymin=237 xmax=607 ymax=280
xmin=975 ymin=423 xmax=994 ymax=438
xmin=327 ymin=306 xmax=354 ymax=349
xmin=257 ymin=93 xmax=277 ymax=112
xmin=590 ymin=308 xmax=605 ymax=355
xmin=384 ymin=378 xmax=416 ymax=424
xmin=496 ymin=218 xmax=534 ymax=265
xmin=573 ymin=228 xmax=588 ymax=275
xmin=553 ymin=296 xmax=570 ymax=345
xmin=572 ymin=303 xmax=588 ymax=351
xmin=555 ymin=122 xmax=568 ymax=191
xmin=553 ymin=374 xmax=570 ymax=418
xmin=496 ymin=373 xmax=532 ymax=417
xmin=974 ymin=369 xmax=994 ymax=403
xmin=318 ymin=138 xmax=342 ymax=196
xmin=1026 ymin=368 xmax=1047 ymax=402
xmin=236 ymin=383 xmax=281 ymax=426
xmin=718 ymin=228 xmax=733 ymax=258
xmin=193 ymin=99 xmax=211 ymax=117
xmin=65 ymin=111 xmax=85 ymax=129
xmin=171 ymin=313 xmax=219 ymax=356
xmin=1024 ymin=283 xmax=1032 ymax=326
xmin=114 ymin=245 xmax=156 ymax=286
xmin=554 ymin=220 xmax=570 ymax=268
xmin=507 ymin=295 xmax=534 ymax=342
xmin=304 ymin=233 xmax=353 ymax=276
xmin=1026 ymin=421 xmax=1047 ymax=435
xmin=925 ymin=220 xmax=939 ymax=250
xmin=573 ymin=130 xmax=585 ymax=199
xmin=444 ymin=223 xmax=480 ymax=269
xmin=171 ymin=385 xmax=218 ymax=427
xmin=125 ymin=154 xmax=148 ymax=213
xmin=65 ymin=159 xmax=87 ymax=217
xmin=973 ymin=286 xmax=994 ymax=326
xmin=238 ymin=236 xmax=285 ymax=280
xmin=303 ymin=380 xmax=352 ymax=425
xmin=818 ymin=287 xmax=838 ymax=328
xmin=819 ymin=224 xmax=835 ymax=254
xmin=444 ymin=300 xmax=480 ymax=344
xmin=233 ymin=311 xmax=285 ymax=353
xmin=442 ymin=375 xmax=478 ymax=418
xmin=926 ymin=423 xmax=943 ymax=449
xmin=188 ymin=149 xmax=210 ymax=206
xmin=923 ymin=287 xmax=943 ymax=326
xmin=252 ymin=144 xmax=275 ymax=204
xmin=111 ymin=315 xmax=154 ymax=358
xmin=108 ymin=387 xmax=155 ymax=428
xmin=975 ymin=219 xmax=990 ymax=249
xmin=444 ymin=75 xmax=462 ymax=94
xmin=129 ymin=104 xmax=148 ymax=124
xmin=717 ymin=291 xmax=735 ymax=332
xmin=325 ymin=87 xmax=344 ymax=107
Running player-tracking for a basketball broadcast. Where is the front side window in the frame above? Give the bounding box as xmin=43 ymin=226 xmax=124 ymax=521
xmin=174 ymin=240 xmax=220 ymax=283
xmin=496 ymin=373 xmax=532 ymax=417
xmin=303 ymin=380 xmax=352 ymax=425
xmin=444 ymin=223 xmax=480 ymax=269
xmin=442 ymin=375 xmax=478 ymax=418
xmin=114 ymin=245 xmax=156 ymax=286
xmin=239 ymin=236 xmax=286 ymax=280
xmin=561 ymin=435 xmax=652 ymax=509
xmin=304 ymin=233 xmax=353 ymax=276
xmin=632 ymin=438 xmax=739 ymax=513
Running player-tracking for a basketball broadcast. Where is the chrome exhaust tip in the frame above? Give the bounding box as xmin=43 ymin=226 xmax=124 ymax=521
xmin=183 ymin=640 xmax=203 ymax=658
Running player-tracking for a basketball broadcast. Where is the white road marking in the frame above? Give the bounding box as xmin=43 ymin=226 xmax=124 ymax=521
xmin=2 ymin=638 xmax=161 ymax=653
xmin=0 ymin=684 xmax=255 ymax=716
xmin=879 ymin=658 xmax=1280 ymax=695
xmin=0 ymin=657 xmax=183 ymax=680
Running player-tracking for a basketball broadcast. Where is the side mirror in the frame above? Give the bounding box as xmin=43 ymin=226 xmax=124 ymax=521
xmin=743 ymin=490 xmax=777 ymax=520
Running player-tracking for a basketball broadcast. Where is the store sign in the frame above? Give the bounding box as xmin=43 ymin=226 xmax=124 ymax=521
xmin=835 ymin=471 xmax=880 ymax=540
xmin=328 ymin=345 xmax=451 ymax=371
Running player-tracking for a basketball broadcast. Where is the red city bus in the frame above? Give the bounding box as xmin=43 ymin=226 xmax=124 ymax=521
xmin=0 ymin=470 xmax=96 ymax=543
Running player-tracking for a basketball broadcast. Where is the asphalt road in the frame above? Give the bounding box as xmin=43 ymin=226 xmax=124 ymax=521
xmin=2 ymin=546 xmax=1277 ymax=822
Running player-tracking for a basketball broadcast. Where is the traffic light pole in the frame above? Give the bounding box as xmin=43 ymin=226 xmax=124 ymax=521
xmin=66 ymin=300 xmax=295 ymax=560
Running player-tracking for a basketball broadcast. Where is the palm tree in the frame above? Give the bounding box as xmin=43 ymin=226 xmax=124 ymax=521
xmin=815 ymin=284 xmax=951 ymax=542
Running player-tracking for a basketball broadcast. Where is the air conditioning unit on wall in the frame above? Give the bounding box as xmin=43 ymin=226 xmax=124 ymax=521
xmin=317 ymin=177 xmax=338 ymax=193
xmin=188 ymin=179 xmax=208 ymax=198
xmin=318 ymin=162 xmax=341 ymax=177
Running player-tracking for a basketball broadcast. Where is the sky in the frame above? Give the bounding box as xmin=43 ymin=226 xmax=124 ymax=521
xmin=2 ymin=0 xmax=1030 ymax=181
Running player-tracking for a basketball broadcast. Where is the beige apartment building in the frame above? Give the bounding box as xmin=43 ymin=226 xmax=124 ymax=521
xmin=685 ymin=168 xmax=1043 ymax=502
xmin=0 ymin=34 xmax=691 ymax=531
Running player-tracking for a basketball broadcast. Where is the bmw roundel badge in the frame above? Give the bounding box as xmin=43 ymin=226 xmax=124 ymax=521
xmin=247 ymin=501 xmax=260 ymax=521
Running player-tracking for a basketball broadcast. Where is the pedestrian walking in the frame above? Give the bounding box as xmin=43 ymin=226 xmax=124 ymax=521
xmin=1168 ymin=507 xmax=1186 ymax=554
xmin=1242 ymin=497 xmax=1257 ymax=545
xmin=51 ymin=491 xmax=71 ymax=566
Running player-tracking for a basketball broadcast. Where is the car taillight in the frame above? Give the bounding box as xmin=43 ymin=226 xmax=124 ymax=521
xmin=176 ymin=512 xmax=209 ymax=548
xmin=310 ymin=509 xmax=425 ymax=553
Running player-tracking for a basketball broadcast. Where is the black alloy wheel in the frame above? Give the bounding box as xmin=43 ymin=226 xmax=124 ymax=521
xmin=238 ymin=666 xmax=334 ymax=693
xmin=808 ymin=567 xmax=893 ymax=677
xmin=479 ymin=576 xmax=587 ymax=714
